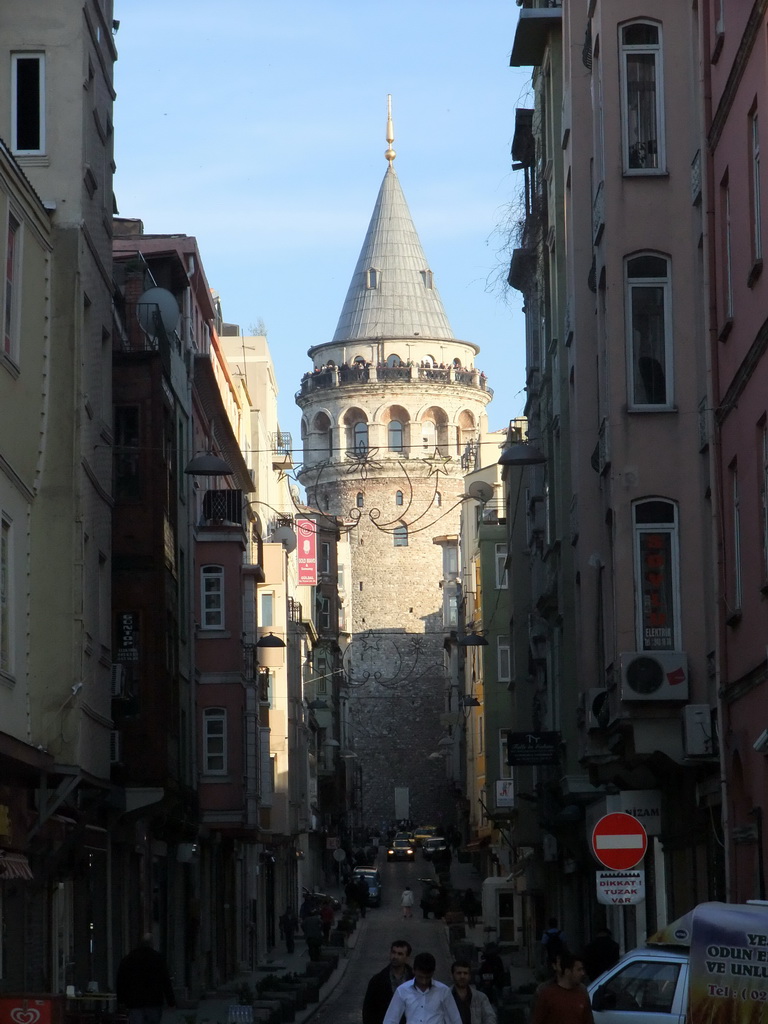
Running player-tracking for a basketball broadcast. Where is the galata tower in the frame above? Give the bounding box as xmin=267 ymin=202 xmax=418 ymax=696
xmin=296 ymin=102 xmax=492 ymax=828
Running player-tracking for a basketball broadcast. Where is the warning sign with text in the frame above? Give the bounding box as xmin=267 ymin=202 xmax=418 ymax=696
xmin=596 ymin=870 xmax=645 ymax=905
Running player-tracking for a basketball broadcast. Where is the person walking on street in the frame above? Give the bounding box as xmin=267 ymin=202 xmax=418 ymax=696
xmin=450 ymin=960 xmax=497 ymax=1024
xmin=363 ymin=940 xmax=413 ymax=1024
xmin=530 ymin=952 xmax=594 ymax=1024
xmin=383 ymin=951 xmax=463 ymax=1024
xmin=319 ymin=899 xmax=335 ymax=942
xmin=401 ymin=886 xmax=414 ymax=919
xmin=115 ymin=933 xmax=176 ymax=1024
xmin=301 ymin=908 xmax=324 ymax=962
xmin=461 ymin=889 xmax=479 ymax=929
xmin=279 ymin=906 xmax=298 ymax=954
xmin=540 ymin=918 xmax=567 ymax=969
xmin=583 ymin=928 xmax=620 ymax=981
xmin=356 ymin=874 xmax=370 ymax=918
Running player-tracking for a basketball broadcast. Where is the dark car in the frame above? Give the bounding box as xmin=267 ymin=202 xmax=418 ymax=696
xmin=301 ymin=887 xmax=341 ymax=910
xmin=422 ymin=836 xmax=449 ymax=861
xmin=352 ymin=867 xmax=382 ymax=906
xmin=387 ymin=838 xmax=415 ymax=862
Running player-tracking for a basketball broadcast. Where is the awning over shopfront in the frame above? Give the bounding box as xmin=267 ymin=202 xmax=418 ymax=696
xmin=0 ymin=850 xmax=33 ymax=879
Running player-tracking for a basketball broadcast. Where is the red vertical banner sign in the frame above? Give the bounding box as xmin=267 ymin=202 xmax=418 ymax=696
xmin=296 ymin=518 xmax=317 ymax=585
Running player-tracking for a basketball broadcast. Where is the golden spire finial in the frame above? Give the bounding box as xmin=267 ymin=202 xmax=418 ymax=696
xmin=385 ymin=94 xmax=396 ymax=166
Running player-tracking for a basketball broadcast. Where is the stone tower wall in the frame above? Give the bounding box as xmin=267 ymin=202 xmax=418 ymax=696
xmin=306 ymin=459 xmax=465 ymax=827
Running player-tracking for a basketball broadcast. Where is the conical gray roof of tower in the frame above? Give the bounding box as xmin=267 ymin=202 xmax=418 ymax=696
xmin=331 ymin=165 xmax=456 ymax=344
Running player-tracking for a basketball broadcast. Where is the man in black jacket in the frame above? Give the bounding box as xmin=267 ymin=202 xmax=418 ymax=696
xmin=115 ymin=934 xmax=176 ymax=1024
xmin=363 ymin=940 xmax=413 ymax=1024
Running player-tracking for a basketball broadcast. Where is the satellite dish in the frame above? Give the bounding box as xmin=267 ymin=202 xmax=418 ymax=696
xmin=468 ymin=480 xmax=494 ymax=503
xmin=137 ymin=287 xmax=180 ymax=339
xmin=273 ymin=525 xmax=297 ymax=553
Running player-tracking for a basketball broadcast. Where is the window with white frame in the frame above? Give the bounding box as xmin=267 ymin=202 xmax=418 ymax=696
xmin=443 ymin=544 xmax=458 ymax=579
xmin=201 ymin=564 xmax=224 ymax=629
xmin=626 ymin=254 xmax=673 ymax=408
xmin=203 ymin=707 xmax=226 ymax=774
xmin=11 ymin=53 xmax=45 ymax=155
xmin=260 ymin=591 xmax=273 ymax=628
xmin=751 ymin=108 xmax=762 ymax=263
xmin=3 ymin=213 xmax=20 ymax=361
xmin=497 ymin=636 xmax=512 ymax=682
xmin=620 ymin=22 xmax=664 ymax=173
xmin=633 ymin=499 xmax=681 ymax=651
xmin=0 ymin=516 xmax=10 ymax=674
xmin=495 ymin=544 xmax=509 ymax=589
xmin=731 ymin=463 xmax=742 ymax=613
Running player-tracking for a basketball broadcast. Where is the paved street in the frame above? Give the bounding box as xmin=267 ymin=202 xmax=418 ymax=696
xmin=310 ymin=854 xmax=456 ymax=1023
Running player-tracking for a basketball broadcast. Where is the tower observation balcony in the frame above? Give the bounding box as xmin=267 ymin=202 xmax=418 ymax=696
xmin=296 ymin=362 xmax=493 ymax=404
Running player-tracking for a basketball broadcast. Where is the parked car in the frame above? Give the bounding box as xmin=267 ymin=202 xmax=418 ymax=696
xmin=352 ymin=866 xmax=382 ymax=906
xmin=422 ymin=836 xmax=449 ymax=860
xmin=387 ymin=838 xmax=415 ymax=861
xmin=301 ymin=887 xmax=341 ymax=911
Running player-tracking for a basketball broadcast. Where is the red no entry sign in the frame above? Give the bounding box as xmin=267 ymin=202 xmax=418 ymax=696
xmin=592 ymin=812 xmax=648 ymax=870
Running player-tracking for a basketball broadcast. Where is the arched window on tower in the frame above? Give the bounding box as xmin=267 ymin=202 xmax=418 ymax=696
xmin=356 ymin=492 xmax=364 ymax=509
xmin=393 ymin=524 xmax=408 ymax=547
xmin=395 ymin=490 xmax=404 ymax=506
xmin=388 ymin=420 xmax=404 ymax=452
xmin=366 ymin=268 xmax=380 ymax=289
xmin=434 ymin=491 xmax=442 ymax=507
xmin=353 ymin=421 xmax=368 ymax=454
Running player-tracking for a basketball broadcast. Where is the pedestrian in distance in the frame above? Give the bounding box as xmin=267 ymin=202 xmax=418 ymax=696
xmin=461 ymin=888 xmax=479 ymax=928
xmin=356 ymin=873 xmax=370 ymax=918
xmin=583 ymin=927 xmax=620 ymax=981
xmin=383 ymin=951 xmax=463 ymax=1024
xmin=450 ymin=960 xmax=497 ymax=1024
xmin=301 ymin=908 xmax=324 ymax=962
xmin=540 ymin=917 xmax=568 ymax=968
xmin=530 ymin=951 xmax=594 ymax=1024
xmin=477 ymin=943 xmax=507 ymax=1006
xmin=362 ymin=939 xmax=413 ymax=1024
xmin=300 ymin=892 xmax=316 ymax=920
xmin=115 ymin=933 xmax=176 ymax=1024
xmin=401 ymin=886 xmax=414 ymax=918
xmin=320 ymin=899 xmax=335 ymax=942
xmin=278 ymin=906 xmax=298 ymax=954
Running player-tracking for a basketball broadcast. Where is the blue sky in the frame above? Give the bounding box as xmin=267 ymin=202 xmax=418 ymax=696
xmin=113 ymin=1 xmax=532 ymax=442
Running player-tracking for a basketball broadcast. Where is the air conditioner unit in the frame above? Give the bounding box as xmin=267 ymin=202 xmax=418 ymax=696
xmin=583 ymin=688 xmax=610 ymax=730
xmin=109 ymin=730 xmax=122 ymax=764
xmin=110 ymin=664 xmax=125 ymax=698
xmin=619 ymin=652 xmax=689 ymax=702
xmin=682 ymin=704 xmax=714 ymax=757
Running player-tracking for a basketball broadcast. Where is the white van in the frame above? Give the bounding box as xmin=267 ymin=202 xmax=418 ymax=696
xmin=588 ymin=902 xmax=768 ymax=1024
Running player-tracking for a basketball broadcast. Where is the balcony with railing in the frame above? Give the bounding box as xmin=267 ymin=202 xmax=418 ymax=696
xmin=296 ymin=363 xmax=492 ymax=401
xmin=271 ymin=431 xmax=293 ymax=469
